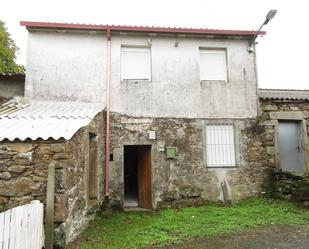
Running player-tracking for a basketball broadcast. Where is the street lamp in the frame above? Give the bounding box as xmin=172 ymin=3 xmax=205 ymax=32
xmin=248 ymin=9 xmax=277 ymax=52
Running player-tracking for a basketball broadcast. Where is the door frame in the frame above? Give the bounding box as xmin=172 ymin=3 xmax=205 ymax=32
xmin=122 ymin=143 xmax=153 ymax=209
xmin=270 ymin=111 xmax=309 ymax=173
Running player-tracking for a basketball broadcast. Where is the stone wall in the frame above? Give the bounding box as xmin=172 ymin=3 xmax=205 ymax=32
xmin=61 ymin=113 xmax=104 ymax=244
xmin=0 ymin=142 xmax=64 ymax=211
xmin=259 ymin=98 xmax=309 ymax=203
xmin=271 ymin=171 xmax=309 ymax=206
xmin=0 ymin=113 xmax=103 ymax=247
xmin=259 ymin=98 xmax=309 ymax=172
xmin=108 ymin=112 xmax=271 ymax=209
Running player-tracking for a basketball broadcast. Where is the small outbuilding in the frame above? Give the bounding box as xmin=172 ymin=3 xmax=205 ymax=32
xmin=0 ymin=73 xmax=25 ymax=97
xmin=0 ymin=98 xmax=104 ymax=247
xmin=259 ymin=89 xmax=309 ymax=205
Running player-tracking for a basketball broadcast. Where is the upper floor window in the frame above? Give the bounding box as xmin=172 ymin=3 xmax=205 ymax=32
xmin=121 ymin=46 xmax=151 ymax=81
xmin=199 ymin=49 xmax=227 ymax=82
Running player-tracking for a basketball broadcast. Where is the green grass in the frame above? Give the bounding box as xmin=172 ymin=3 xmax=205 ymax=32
xmin=69 ymin=198 xmax=309 ymax=249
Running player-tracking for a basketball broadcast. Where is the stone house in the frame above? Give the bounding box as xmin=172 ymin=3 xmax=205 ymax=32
xmin=0 ymin=99 xmax=103 ymax=246
xmin=1 ymin=20 xmax=308 ymax=246
xmin=17 ymin=21 xmax=269 ymax=212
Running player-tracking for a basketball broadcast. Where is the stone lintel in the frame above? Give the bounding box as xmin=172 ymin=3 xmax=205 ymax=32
xmin=120 ymin=117 xmax=153 ymax=124
xmin=269 ymin=111 xmax=304 ymax=120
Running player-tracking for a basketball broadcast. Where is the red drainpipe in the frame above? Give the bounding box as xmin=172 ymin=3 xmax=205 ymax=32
xmin=105 ymin=29 xmax=111 ymax=198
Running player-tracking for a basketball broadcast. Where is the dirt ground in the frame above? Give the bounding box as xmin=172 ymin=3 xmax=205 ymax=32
xmin=147 ymin=225 xmax=309 ymax=249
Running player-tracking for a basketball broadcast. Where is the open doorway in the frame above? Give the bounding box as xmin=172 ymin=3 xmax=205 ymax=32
xmin=124 ymin=145 xmax=152 ymax=209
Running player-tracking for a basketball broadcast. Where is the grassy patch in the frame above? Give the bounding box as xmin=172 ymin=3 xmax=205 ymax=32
xmin=69 ymin=198 xmax=309 ymax=249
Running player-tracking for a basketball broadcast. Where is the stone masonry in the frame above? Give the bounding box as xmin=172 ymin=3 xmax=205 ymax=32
xmin=108 ymin=112 xmax=272 ymax=209
xmin=259 ymin=98 xmax=309 ymax=204
xmin=259 ymin=99 xmax=309 ymax=172
xmin=0 ymin=113 xmax=103 ymax=247
xmin=1 ymin=95 xmax=308 ymax=247
xmin=271 ymin=171 xmax=309 ymax=206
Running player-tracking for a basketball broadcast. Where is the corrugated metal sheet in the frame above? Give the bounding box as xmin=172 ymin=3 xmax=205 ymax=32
xmin=0 ymin=101 xmax=103 ymax=141
xmin=0 ymin=97 xmax=9 ymax=106
xmin=0 ymin=97 xmax=29 ymax=117
xmin=20 ymin=21 xmax=265 ymax=36
xmin=259 ymin=89 xmax=309 ymax=101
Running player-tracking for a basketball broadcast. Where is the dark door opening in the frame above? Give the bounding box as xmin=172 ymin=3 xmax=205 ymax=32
xmin=124 ymin=145 xmax=152 ymax=209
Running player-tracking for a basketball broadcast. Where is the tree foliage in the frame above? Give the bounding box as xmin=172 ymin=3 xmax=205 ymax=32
xmin=0 ymin=20 xmax=24 ymax=74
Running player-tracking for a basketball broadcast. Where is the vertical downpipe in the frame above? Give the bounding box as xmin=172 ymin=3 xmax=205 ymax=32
xmin=105 ymin=29 xmax=111 ymax=199
xmin=253 ymin=42 xmax=260 ymax=116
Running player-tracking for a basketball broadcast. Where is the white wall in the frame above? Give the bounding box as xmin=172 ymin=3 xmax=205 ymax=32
xmin=111 ymin=35 xmax=257 ymax=118
xmin=26 ymin=31 xmax=106 ymax=103
xmin=25 ymin=30 xmax=258 ymax=118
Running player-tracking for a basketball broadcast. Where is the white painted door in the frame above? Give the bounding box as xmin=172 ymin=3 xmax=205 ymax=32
xmin=278 ymin=121 xmax=304 ymax=172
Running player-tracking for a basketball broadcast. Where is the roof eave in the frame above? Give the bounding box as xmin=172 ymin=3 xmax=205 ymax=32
xmin=20 ymin=21 xmax=266 ymax=37
xmin=0 ymin=73 xmax=25 ymax=81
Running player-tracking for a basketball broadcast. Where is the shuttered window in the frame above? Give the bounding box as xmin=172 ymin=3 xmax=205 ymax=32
xmin=121 ymin=47 xmax=151 ymax=80
xmin=205 ymin=124 xmax=236 ymax=167
xmin=199 ymin=49 xmax=227 ymax=81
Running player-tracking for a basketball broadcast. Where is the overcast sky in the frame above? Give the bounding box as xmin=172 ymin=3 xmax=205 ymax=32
xmin=1 ymin=0 xmax=308 ymax=89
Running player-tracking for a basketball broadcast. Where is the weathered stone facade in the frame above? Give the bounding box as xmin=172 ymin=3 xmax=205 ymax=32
xmin=108 ymin=112 xmax=271 ymax=209
xmin=0 ymin=113 xmax=103 ymax=247
xmin=1 ymin=94 xmax=308 ymax=246
xmin=259 ymin=98 xmax=309 ymax=173
xmin=259 ymin=97 xmax=309 ymax=204
xmin=270 ymin=171 xmax=309 ymax=205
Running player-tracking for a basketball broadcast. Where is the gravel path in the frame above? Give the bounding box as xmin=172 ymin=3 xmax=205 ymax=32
xmin=147 ymin=225 xmax=309 ymax=249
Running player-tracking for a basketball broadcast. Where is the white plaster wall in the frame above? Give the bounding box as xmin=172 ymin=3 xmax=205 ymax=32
xmin=25 ymin=31 xmax=106 ymax=103
xmin=26 ymin=31 xmax=258 ymax=118
xmin=111 ymin=35 xmax=257 ymax=118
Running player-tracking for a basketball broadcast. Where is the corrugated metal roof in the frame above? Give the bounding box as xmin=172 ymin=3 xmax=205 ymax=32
xmin=20 ymin=21 xmax=266 ymax=37
xmin=0 ymin=101 xmax=103 ymax=141
xmin=259 ymin=89 xmax=309 ymax=101
xmin=0 ymin=97 xmax=9 ymax=106
xmin=0 ymin=97 xmax=29 ymax=117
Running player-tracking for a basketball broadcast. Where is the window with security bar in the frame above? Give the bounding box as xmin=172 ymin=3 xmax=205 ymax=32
xmin=205 ymin=124 xmax=236 ymax=167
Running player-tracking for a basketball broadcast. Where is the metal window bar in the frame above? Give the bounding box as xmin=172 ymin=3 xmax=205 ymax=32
xmin=206 ymin=124 xmax=236 ymax=167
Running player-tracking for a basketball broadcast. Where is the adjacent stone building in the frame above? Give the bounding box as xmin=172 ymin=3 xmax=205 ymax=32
xmin=258 ymin=89 xmax=309 ymax=204
xmin=0 ymin=99 xmax=103 ymax=246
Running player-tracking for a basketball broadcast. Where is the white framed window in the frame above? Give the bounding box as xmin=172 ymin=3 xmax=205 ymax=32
xmin=121 ymin=46 xmax=151 ymax=80
xmin=199 ymin=49 xmax=227 ymax=81
xmin=205 ymin=124 xmax=236 ymax=167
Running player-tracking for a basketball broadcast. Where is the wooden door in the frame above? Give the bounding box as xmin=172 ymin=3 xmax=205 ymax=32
xmin=138 ymin=146 xmax=152 ymax=209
